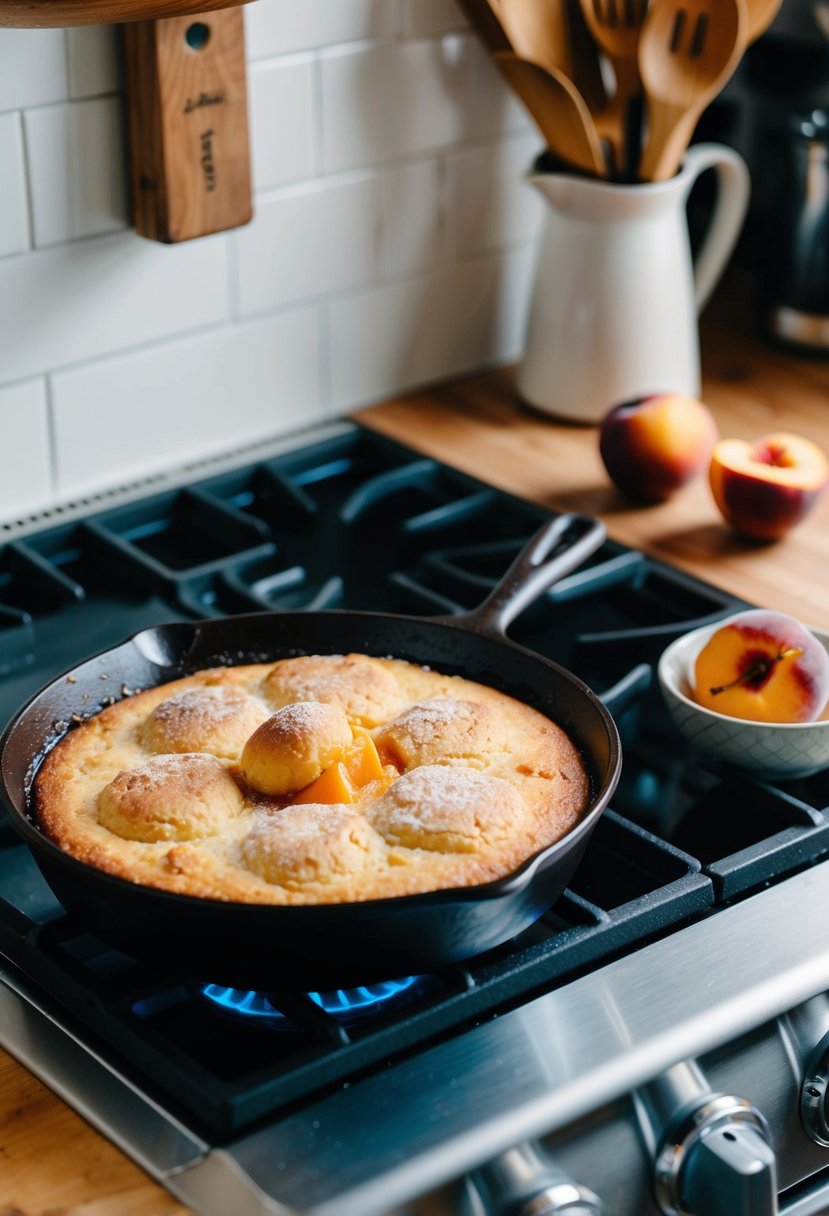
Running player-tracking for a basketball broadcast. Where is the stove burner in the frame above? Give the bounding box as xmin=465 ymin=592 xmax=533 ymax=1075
xmin=201 ymin=976 xmax=423 ymax=1027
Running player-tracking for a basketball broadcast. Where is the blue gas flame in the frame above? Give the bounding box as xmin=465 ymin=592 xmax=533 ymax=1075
xmin=201 ymin=976 xmax=422 ymax=1024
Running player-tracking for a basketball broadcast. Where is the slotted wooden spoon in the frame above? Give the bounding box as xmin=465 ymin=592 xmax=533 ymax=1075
xmin=638 ymin=0 xmax=748 ymax=182
xmin=745 ymin=0 xmax=783 ymax=41
xmin=494 ymin=51 xmax=606 ymax=176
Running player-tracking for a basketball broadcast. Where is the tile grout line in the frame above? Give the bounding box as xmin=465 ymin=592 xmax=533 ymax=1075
xmin=43 ymin=373 xmax=60 ymax=503
xmin=16 ymin=109 xmax=37 ymax=253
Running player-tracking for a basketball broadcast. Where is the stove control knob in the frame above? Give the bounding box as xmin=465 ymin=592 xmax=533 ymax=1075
xmin=679 ymin=1118 xmax=777 ymax=1216
xmin=639 ymin=1062 xmax=778 ymax=1216
xmin=801 ymin=1046 xmax=829 ymax=1147
xmin=782 ymin=992 xmax=829 ymax=1146
xmin=467 ymin=1142 xmax=603 ymax=1216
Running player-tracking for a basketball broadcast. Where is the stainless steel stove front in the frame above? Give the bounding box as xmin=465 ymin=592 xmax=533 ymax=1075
xmin=5 ymin=859 xmax=829 ymax=1216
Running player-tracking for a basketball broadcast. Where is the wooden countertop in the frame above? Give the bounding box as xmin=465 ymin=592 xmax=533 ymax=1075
xmin=356 ymin=299 xmax=829 ymax=630
xmin=2 ymin=296 xmax=828 ymax=1214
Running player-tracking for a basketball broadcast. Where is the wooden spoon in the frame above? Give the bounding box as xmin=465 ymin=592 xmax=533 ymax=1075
xmin=493 ymin=51 xmax=607 ymax=176
xmin=745 ymin=0 xmax=783 ymax=41
xmin=455 ymin=0 xmax=513 ymax=52
xmin=497 ymin=0 xmax=606 ymax=114
xmin=578 ymin=0 xmax=650 ymax=168
xmin=638 ymin=0 xmax=748 ymax=182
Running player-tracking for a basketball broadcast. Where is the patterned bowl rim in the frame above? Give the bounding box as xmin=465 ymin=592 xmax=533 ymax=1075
xmin=658 ymin=619 xmax=829 ymax=734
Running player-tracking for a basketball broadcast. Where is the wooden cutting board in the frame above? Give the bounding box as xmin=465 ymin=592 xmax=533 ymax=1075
xmin=0 ymin=0 xmax=254 ymax=244
xmin=123 ymin=7 xmax=253 ymax=242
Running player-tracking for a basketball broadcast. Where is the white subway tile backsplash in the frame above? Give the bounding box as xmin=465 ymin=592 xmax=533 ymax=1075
xmin=320 ymin=36 xmax=475 ymax=173
xmin=235 ymin=173 xmax=379 ymax=315
xmin=0 ymin=231 xmax=230 ymax=386
xmin=400 ymin=0 xmax=468 ymax=37
xmin=0 ymin=379 xmax=52 ymax=514
xmin=25 ymin=97 xmax=128 ymax=247
xmin=246 ymin=0 xmax=393 ymax=59
xmin=0 ymin=29 xmax=68 ymax=113
xmin=66 ymin=25 xmax=120 ymax=99
xmin=250 ymin=57 xmax=316 ymax=191
xmin=446 ymin=132 xmax=543 ymax=257
xmin=466 ymin=37 xmax=533 ymax=139
xmin=380 ymin=158 xmax=443 ymax=277
xmin=52 ymin=307 xmax=323 ymax=497
xmin=328 ymin=243 xmax=535 ymax=409
xmin=0 ymin=113 xmax=29 ymax=258
xmin=0 ymin=4 xmax=541 ymax=514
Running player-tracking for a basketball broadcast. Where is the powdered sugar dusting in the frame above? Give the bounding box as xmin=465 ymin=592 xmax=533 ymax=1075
xmin=251 ymin=803 xmax=357 ymax=842
xmin=392 ymin=699 xmax=480 ymax=737
xmin=375 ymin=765 xmax=521 ymax=833
xmin=130 ymin=753 xmax=221 ymax=779
xmin=273 ymin=702 xmax=341 ymax=727
xmin=150 ymin=687 xmax=256 ymax=726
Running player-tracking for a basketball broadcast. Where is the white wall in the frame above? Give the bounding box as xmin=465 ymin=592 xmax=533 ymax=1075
xmin=0 ymin=0 xmax=542 ymax=519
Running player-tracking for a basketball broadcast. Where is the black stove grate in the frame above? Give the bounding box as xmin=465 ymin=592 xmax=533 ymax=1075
xmin=0 ymin=424 xmax=827 ymax=1137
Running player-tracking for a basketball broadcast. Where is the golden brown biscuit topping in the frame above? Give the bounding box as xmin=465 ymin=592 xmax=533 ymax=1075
xmin=240 ymin=701 xmax=354 ymax=797
xmin=366 ymin=765 xmax=525 ymax=853
xmin=97 ymin=753 xmax=245 ymax=843
xmin=34 ymin=654 xmax=590 ymax=905
xmin=242 ymin=804 xmax=378 ymax=887
xmin=261 ymin=654 xmax=405 ymax=727
xmin=140 ymin=686 xmax=268 ymax=760
xmin=375 ymin=697 xmax=508 ymax=771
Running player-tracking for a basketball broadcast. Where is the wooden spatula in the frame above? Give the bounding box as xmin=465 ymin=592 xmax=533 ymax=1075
xmin=123 ymin=8 xmax=252 ymax=243
xmin=455 ymin=0 xmax=513 ymax=52
xmin=494 ymin=51 xmax=606 ymax=176
xmin=497 ymin=0 xmax=606 ymax=114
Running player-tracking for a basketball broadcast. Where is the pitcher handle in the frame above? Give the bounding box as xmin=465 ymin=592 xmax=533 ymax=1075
xmin=682 ymin=143 xmax=751 ymax=314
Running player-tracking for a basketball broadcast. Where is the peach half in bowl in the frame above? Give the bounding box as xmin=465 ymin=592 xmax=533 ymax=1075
xmin=658 ymin=616 xmax=829 ymax=781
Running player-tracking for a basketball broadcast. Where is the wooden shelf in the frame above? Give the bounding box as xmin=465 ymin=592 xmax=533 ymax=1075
xmin=0 ymin=0 xmax=250 ymax=28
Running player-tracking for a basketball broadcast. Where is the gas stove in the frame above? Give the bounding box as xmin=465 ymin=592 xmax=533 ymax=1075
xmin=2 ymin=421 xmax=829 ymax=1216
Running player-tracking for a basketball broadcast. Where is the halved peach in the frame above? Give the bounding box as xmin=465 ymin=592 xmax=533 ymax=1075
xmin=693 ymin=609 xmax=829 ymax=723
xmin=710 ymin=432 xmax=829 ymax=540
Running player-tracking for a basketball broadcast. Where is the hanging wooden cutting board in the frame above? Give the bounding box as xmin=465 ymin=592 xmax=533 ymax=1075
xmin=123 ymin=7 xmax=253 ymax=242
xmin=0 ymin=0 xmax=253 ymax=244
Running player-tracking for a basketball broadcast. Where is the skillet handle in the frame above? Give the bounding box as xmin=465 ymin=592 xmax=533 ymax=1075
xmin=454 ymin=514 xmax=606 ymax=639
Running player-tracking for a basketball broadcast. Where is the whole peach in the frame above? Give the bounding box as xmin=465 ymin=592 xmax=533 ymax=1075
xmin=710 ymin=431 xmax=829 ymax=541
xmin=693 ymin=609 xmax=829 ymax=724
xmin=599 ymin=394 xmax=718 ymax=504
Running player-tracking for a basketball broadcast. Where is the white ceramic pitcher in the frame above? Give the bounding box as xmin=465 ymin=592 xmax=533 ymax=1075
xmin=517 ymin=143 xmax=750 ymax=424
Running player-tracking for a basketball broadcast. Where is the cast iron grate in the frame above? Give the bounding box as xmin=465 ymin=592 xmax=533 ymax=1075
xmin=0 ymin=423 xmax=826 ymax=1136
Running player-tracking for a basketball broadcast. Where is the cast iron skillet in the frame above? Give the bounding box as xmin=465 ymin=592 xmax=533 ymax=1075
xmin=0 ymin=514 xmax=622 ymax=990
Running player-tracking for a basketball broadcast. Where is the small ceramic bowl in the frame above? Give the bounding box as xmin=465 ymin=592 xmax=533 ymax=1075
xmin=658 ymin=619 xmax=829 ymax=781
